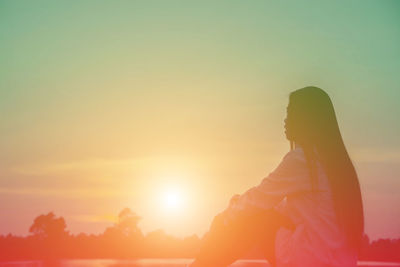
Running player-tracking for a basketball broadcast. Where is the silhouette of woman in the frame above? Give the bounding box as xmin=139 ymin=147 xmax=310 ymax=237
xmin=190 ymin=86 xmax=364 ymax=267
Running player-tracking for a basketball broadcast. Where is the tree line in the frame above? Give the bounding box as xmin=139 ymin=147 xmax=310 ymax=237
xmin=0 ymin=209 xmax=399 ymax=262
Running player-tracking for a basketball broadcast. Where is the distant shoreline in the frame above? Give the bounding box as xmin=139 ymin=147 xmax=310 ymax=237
xmin=1 ymin=259 xmax=400 ymax=267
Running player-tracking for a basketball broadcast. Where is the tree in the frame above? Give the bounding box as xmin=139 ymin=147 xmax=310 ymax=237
xmin=116 ymin=208 xmax=143 ymax=238
xmin=29 ymin=212 xmax=68 ymax=240
xmin=102 ymin=208 xmax=144 ymax=258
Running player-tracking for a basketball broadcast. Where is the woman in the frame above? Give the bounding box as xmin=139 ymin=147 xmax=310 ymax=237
xmin=191 ymin=86 xmax=364 ymax=267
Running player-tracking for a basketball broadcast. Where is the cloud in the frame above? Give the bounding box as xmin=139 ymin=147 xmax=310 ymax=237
xmin=70 ymin=214 xmax=118 ymax=223
xmin=0 ymin=186 xmax=126 ymax=198
xmin=351 ymin=148 xmax=400 ymax=163
xmin=7 ymin=157 xmax=150 ymax=176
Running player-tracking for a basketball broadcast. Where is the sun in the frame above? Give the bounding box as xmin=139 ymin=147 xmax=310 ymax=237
xmin=162 ymin=187 xmax=184 ymax=213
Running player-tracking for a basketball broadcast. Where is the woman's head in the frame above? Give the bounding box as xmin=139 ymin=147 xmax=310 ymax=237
xmin=285 ymin=86 xmax=335 ymax=147
xmin=285 ymin=86 xmax=364 ymax=251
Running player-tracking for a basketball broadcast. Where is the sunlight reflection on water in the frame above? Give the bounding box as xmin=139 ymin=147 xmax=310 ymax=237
xmin=1 ymin=259 xmax=400 ymax=267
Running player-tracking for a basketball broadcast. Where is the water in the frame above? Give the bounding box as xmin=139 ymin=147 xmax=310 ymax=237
xmin=1 ymin=259 xmax=400 ymax=267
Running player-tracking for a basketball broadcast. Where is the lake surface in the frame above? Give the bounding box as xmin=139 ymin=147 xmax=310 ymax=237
xmin=1 ymin=259 xmax=400 ymax=267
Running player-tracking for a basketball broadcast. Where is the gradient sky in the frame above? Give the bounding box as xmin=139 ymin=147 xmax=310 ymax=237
xmin=1 ymin=0 xmax=399 ymax=241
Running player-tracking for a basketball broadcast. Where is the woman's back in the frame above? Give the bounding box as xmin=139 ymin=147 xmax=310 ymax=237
xmin=191 ymin=86 xmax=363 ymax=267
xmin=274 ymin=146 xmax=357 ymax=267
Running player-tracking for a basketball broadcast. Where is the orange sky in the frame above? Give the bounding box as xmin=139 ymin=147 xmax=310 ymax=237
xmin=1 ymin=1 xmax=400 ymax=241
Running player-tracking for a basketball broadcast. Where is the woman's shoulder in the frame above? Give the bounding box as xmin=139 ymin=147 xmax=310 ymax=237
xmin=279 ymin=146 xmax=307 ymax=169
xmin=266 ymin=147 xmax=309 ymax=181
xmin=259 ymin=147 xmax=312 ymax=193
xmin=280 ymin=146 xmax=331 ymax=191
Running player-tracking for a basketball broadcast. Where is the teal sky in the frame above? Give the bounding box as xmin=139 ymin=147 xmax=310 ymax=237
xmin=1 ymin=0 xmax=399 ymax=240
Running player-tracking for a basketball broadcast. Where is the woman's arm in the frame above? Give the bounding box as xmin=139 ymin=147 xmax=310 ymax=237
xmin=222 ymin=148 xmax=310 ymax=223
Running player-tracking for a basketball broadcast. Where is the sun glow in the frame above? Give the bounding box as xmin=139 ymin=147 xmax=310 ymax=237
xmin=162 ymin=187 xmax=184 ymax=212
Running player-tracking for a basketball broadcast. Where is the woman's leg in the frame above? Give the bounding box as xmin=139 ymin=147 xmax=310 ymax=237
xmin=190 ymin=209 xmax=294 ymax=267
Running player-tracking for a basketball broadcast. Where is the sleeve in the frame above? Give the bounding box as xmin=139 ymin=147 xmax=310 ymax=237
xmin=224 ymin=149 xmax=311 ymax=218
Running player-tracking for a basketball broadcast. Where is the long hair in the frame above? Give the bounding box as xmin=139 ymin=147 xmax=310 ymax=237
xmin=285 ymin=86 xmax=364 ymax=250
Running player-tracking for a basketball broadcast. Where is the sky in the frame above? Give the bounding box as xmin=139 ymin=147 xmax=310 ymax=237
xmin=0 ymin=0 xmax=399 ymax=241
